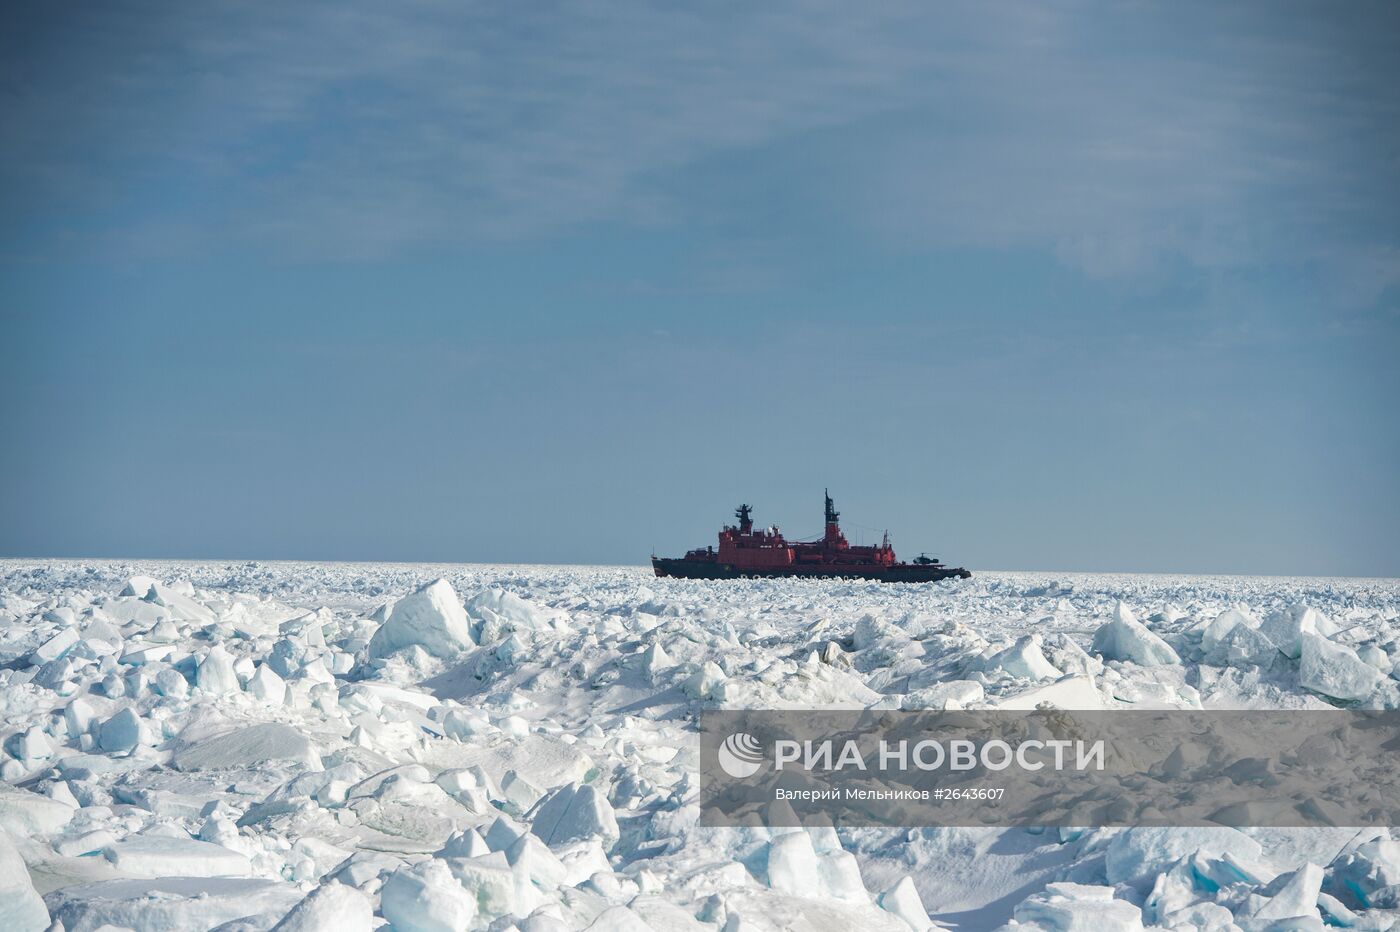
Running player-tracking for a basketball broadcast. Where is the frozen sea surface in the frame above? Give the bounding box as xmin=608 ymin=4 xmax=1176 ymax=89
xmin=1 ymin=559 xmax=1398 ymax=931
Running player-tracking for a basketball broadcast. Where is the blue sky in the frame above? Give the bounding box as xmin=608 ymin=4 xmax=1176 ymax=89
xmin=2 ymin=1 xmax=1397 ymax=575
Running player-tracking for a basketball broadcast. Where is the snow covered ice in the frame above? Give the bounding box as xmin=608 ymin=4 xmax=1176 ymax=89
xmin=0 ymin=560 xmax=1398 ymax=930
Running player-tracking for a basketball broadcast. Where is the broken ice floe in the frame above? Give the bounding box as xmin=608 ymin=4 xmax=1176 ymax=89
xmin=0 ymin=561 xmax=1396 ymax=929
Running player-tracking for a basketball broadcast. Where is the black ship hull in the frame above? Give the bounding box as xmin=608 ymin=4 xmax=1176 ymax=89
xmin=651 ymin=556 xmax=971 ymax=583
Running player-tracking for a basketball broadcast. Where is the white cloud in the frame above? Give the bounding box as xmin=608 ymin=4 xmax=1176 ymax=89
xmin=2 ymin=0 xmax=1396 ymax=287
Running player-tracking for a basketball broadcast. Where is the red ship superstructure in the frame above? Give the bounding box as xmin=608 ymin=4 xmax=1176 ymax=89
xmin=652 ymin=491 xmax=971 ymax=582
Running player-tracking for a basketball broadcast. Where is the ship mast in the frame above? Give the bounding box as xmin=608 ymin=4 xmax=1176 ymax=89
xmin=824 ymin=489 xmax=842 ymax=544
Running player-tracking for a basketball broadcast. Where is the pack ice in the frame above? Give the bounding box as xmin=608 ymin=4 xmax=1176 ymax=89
xmin=0 ymin=560 xmax=1397 ymax=931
